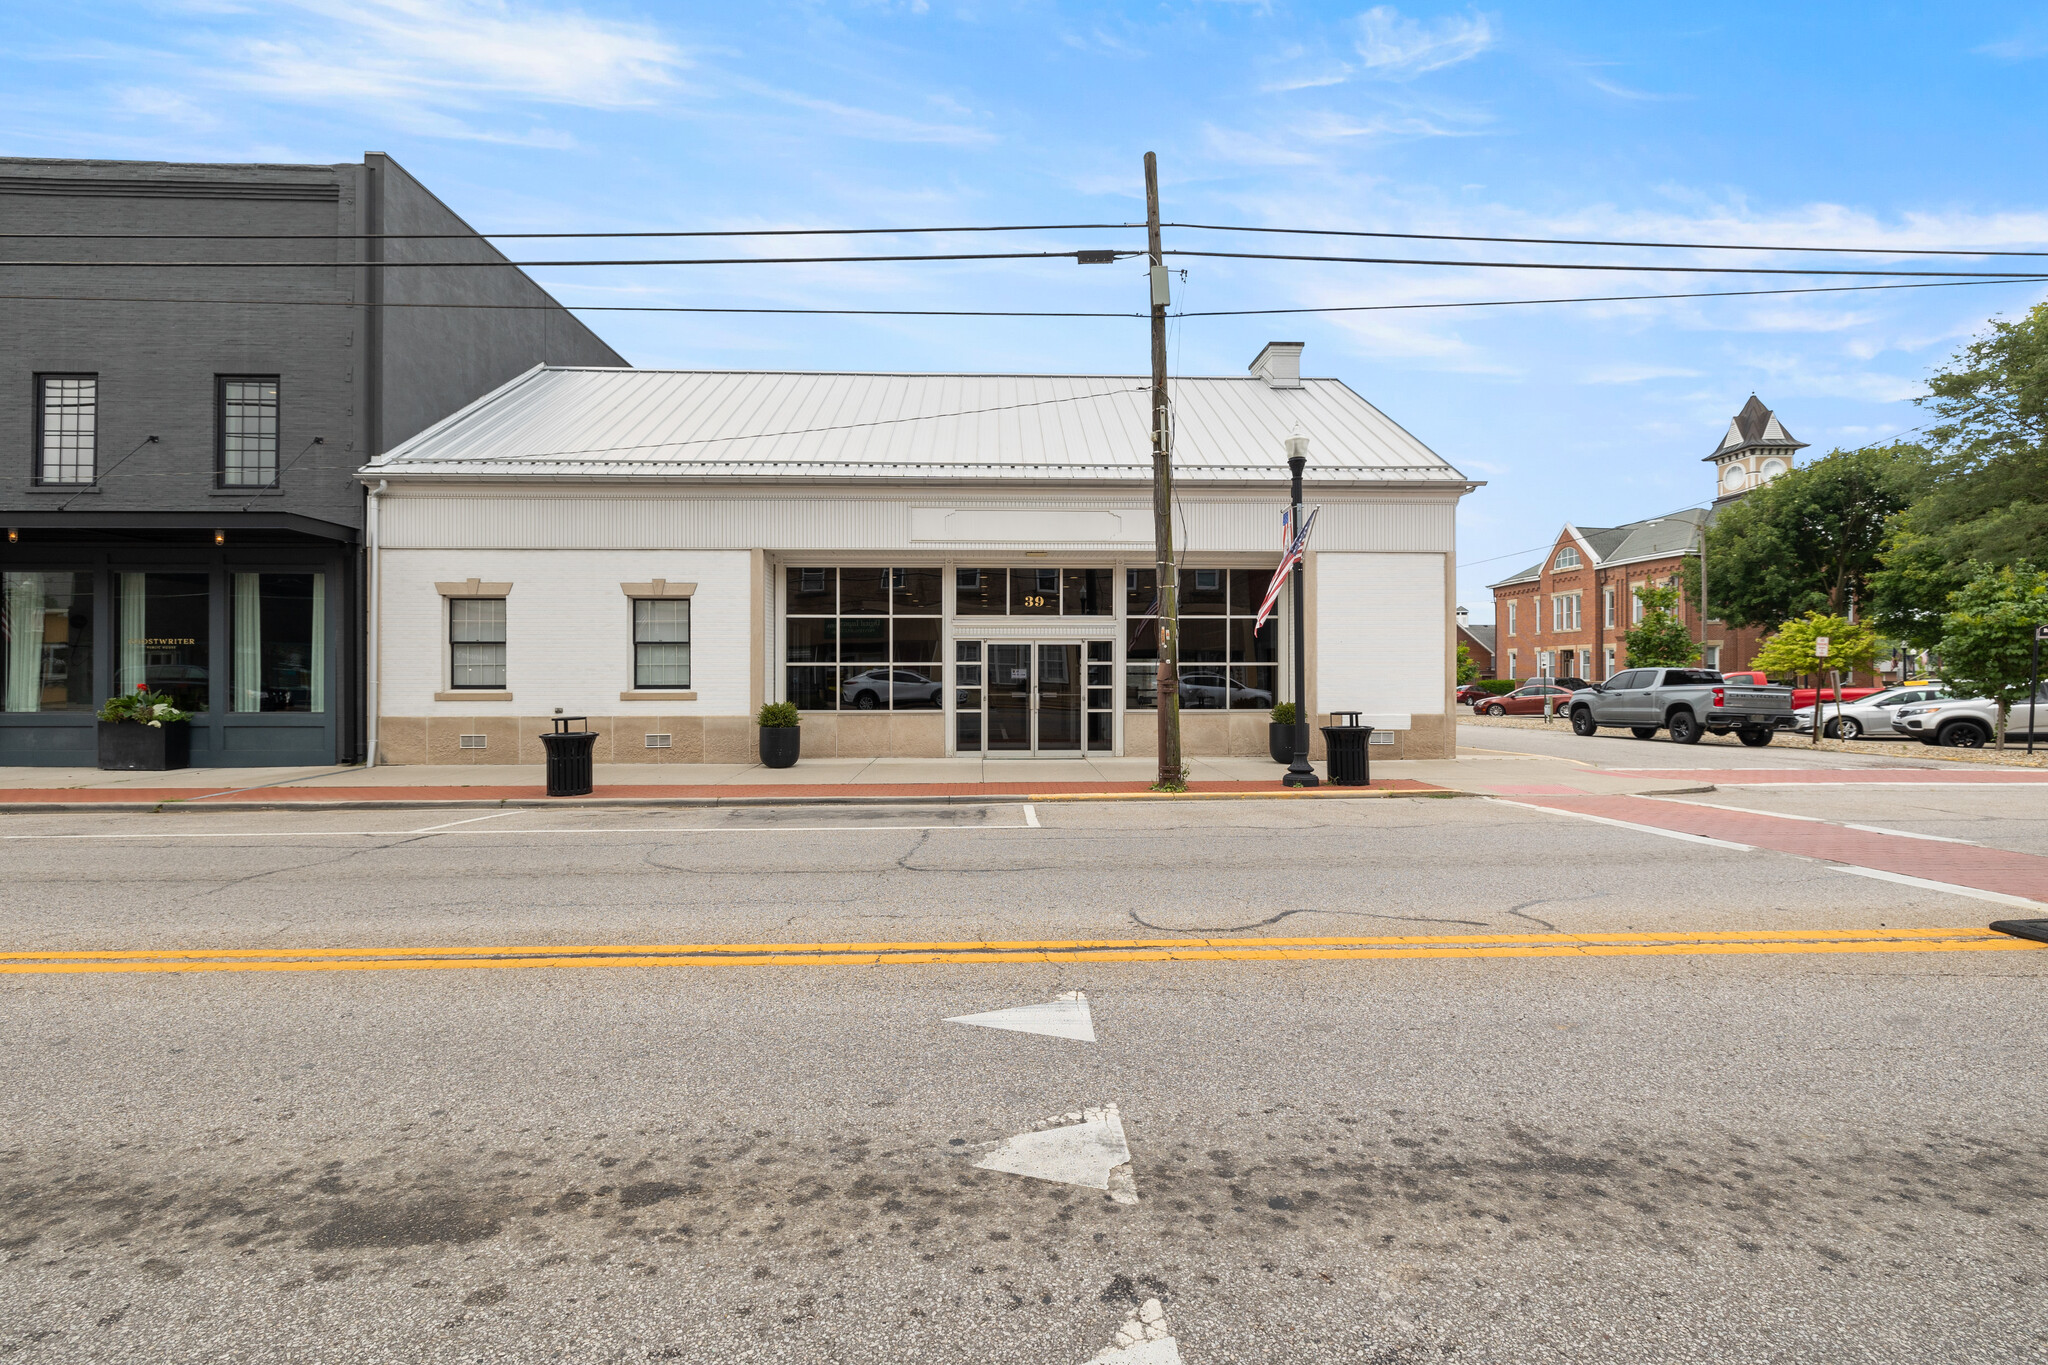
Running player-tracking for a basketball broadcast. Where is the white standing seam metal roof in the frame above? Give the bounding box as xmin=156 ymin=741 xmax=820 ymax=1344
xmin=363 ymin=366 xmax=1471 ymax=485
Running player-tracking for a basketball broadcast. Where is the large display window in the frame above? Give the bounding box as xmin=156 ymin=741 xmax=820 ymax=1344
xmin=785 ymin=567 xmax=944 ymax=711
xmin=117 ymin=572 xmax=211 ymax=713
xmin=1 ymin=572 xmax=95 ymax=713
xmin=232 ymin=573 xmax=325 ymax=712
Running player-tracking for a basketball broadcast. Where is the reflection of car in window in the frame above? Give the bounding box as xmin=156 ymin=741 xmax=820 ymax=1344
xmin=1177 ymin=672 xmax=1273 ymax=709
xmin=841 ymin=667 xmax=943 ymax=710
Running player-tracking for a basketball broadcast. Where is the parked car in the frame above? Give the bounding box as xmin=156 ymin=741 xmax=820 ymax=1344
xmin=841 ymin=668 xmax=943 ymax=709
xmin=1179 ymin=671 xmax=1272 ymax=709
xmin=1720 ymin=670 xmax=1884 ymax=710
xmin=1794 ymin=684 xmax=1950 ymax=739
xmin=1474 ymin=683 xmax=1578 ymax=716
xmin=1891 ymin=686 xmax=2048 ymax=747
xmin=1567 ymin=667 xmax=1795 ymax=745
xmin=1456 ymin=683 xmax=1493 ymax=706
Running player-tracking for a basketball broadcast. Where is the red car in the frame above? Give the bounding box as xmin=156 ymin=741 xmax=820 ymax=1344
xmin=1473 ymin=683 xmax=1578 ymax=716
xmin=1719 ymin=671 xmax=1882 ymax=710
xmin=1455 ymin=683 xmax=1492 ymax=705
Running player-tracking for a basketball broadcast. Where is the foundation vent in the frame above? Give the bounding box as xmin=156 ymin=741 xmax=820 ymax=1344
xmin=459 ymin=733 xmax=488 ymax=749
xmin=644 ymin=733 xmax=673 ymax=749
xmin=1369 ymin=731 xmax=1395 ymax=746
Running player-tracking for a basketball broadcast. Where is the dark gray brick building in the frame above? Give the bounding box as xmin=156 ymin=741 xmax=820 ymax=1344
xmin=0 ymin=153 xmax=625 ymax=766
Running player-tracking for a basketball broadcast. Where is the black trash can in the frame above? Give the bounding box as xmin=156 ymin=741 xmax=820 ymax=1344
xmin=539 ymin=716 xmax=597 ymax=797
xmin=1319 ymin=712 xmax=1374 ymax=787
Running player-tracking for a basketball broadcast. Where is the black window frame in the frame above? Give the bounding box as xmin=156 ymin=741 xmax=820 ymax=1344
xmin=631 ymin=596 xmax=692 ymax=690
xmin=216 ymin=374 xmax=282 ymax=490
xmin=448 ymin=597 xmax=508 ymax=690
xmin=32 ymin=372 xmax=98 ymax=486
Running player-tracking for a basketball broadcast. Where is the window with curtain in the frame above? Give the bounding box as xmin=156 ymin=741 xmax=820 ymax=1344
xmin=117 ymin=572 xmax=209 ymax=712
xmin=36 ymin=375 xmax=97 ymax=485
xmin=449 ymin=598 xmax=507 ymax=689
xmin=633 ymin=598 xmax=690 ymax=688
xmin=232 ymin=573 xmax=324 ymax=712
xmin=219 ymin=377 xmax=280 ymax=488
xmin=2 ymin=572 xmax=95 ymax=713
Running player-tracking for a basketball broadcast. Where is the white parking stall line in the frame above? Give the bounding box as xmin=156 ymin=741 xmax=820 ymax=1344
xmin=408 ymin=810 xmax=530 ymax=833
xmin=1023 ymin=804 xmax=1041 ymax=828
xmin=1840 ymin=823 xmax=1981 ymax=845
xmin=1831 ymin=866 xmax=2045 ymax=909
xmin=1490 ymin=798 xmax=1755 ymax=852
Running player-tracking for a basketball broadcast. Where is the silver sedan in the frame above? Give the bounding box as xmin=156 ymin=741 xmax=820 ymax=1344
xmin=1794 ymin=685 xmax=1948 ymax=739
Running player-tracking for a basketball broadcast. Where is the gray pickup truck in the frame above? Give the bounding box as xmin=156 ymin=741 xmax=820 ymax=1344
xmin=1566 ymin=667 xmax=1797 ymax=746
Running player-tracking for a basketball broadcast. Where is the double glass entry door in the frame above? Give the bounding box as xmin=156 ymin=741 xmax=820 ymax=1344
xmin=985 ymin=642 xmax=1082 ymax=755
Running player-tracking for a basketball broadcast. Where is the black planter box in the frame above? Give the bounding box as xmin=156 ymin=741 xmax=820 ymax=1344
xmin=760 ymin=726 xmax=800 ymax=769
xmin=1269 ymin=721 xmax=1299 ymax=765
xmin=97 ymin=721 xmax=191 ymax=771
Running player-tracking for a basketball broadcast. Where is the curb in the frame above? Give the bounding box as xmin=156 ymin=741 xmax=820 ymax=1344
xmin=0 ymin=787 xmax=1469 ymax=815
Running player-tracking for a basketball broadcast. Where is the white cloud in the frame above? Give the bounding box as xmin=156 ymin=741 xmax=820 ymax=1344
xmin=1354 ymin=6 xmax=1495 ymax=78
xmin=1582 ymin=363 xmax=1703 ymax=384
xmin=727 ymin=78 xmax=995 ymax=146
xmin=210 ymin=0 xmax=689 ymax=111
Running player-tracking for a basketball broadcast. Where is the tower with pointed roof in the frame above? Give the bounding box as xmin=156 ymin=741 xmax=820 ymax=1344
xmin=1705 ymin=395 xmax=1807 ymax=503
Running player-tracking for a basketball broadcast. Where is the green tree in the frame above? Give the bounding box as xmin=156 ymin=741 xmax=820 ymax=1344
xmin=1456 ymin=642 xmax=1477 ymax=684
xmin=1873 ymin=302 xmax=2048 ymax=643
xmin=1746 ymin=613 xmax=1879 ymax=746
xmin=1700 ymin=443 xmax=1926 ymax=628
xmin=1621 ymin=583 xmax=1699 ymax=668
xmin=1935 ymin=561 xmax=2048 ymax=748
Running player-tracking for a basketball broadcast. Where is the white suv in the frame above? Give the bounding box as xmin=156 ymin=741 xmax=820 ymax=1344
xmin=1891 ymin=686 xmax=2048 ymax=747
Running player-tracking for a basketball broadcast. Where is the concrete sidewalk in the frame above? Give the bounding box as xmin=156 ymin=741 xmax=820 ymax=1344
xmin=0 ymin=748 xmax=1731 ymax=810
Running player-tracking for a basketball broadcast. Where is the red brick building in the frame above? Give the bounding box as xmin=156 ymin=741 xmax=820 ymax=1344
xmin=1486 ymin=398 xmax=1799 ymax=682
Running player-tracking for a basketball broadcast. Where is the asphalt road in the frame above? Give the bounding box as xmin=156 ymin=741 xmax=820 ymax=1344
xmin=1457 ymin=719 xmax=1960 ymax=768
xmin=5 ymin=794 xmax=2046 ymax=1364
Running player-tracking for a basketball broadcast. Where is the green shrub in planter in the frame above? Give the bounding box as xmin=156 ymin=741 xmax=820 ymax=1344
xmin=1268 ymin=701 xmax=1300 ymax=763
xmin=757 ymin=701 xmax=801 ymax=768
xmin=1475 ymin=678 xmax=1519 ymax=696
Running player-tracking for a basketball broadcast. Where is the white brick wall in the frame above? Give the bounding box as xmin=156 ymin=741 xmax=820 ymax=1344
xmin=377 ymin=549 xmax=754 ymax=717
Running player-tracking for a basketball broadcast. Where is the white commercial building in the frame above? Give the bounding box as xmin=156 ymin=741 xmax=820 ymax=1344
xmin=359 ymin=343 xmax=1476 ymax=766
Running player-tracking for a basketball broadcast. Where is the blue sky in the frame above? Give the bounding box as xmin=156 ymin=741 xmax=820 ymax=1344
xmin=7 ymin=2 xmax=2048 ymax=619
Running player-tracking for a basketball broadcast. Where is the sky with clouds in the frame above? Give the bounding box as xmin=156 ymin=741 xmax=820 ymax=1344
xmin=6 ymin=2 xmax=2047 ymax=618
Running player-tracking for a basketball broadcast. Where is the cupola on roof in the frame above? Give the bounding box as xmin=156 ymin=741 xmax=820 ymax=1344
xmin=1705 ymin=394 xmax=1808 ymax=465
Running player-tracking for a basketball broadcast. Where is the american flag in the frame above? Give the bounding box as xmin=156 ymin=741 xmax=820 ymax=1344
xmin=1254 ymin=505 xmax=1319 ymax=632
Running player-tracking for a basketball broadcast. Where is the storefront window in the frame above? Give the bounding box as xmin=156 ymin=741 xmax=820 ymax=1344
xmin=118 ymin=572 xmax=209 ymax=713
xmin=786 ymin=567 xmax=944 ymax=711
xmin=232 ymin=573 xmax=325 ymax=712
xmin=1126 ymin=567 xmax=1277 ymax=710
xmin=2 ymin=571 xmax=95 ymax=713
xmin=959 ymin=566 xmax=1115 ymax=616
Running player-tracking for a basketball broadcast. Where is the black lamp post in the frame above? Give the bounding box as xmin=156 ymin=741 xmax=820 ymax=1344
xmin=1283 ymin=437 xmax=1318 ymax=787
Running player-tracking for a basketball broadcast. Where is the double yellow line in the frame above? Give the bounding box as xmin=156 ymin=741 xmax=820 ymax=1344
xmin=0 ymin=927 xmax=2031 ymax=976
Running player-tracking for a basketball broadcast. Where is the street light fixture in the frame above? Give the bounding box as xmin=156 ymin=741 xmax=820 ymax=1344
xmin=1282 ymin=436 xmax=1318 ymax=788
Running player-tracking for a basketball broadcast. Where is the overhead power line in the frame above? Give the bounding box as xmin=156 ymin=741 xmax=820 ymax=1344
xmin=0 ymin=249 xmax=1140 ymax=269
xmin=8 ymin=249 xmax=2043 ymax=279
xmin=1165 ymin=222 xmax=2048 ymax=259
xmin=3 ymin=275 xmax=2043 ymax=321
xmin=0 ymin=223 xmax=1140 ymax=241
xmin=1162 ymin=250 xmax=2048 ymax=280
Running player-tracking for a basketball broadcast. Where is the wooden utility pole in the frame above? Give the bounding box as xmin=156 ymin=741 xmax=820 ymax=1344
xmin=1145 ymin=152 xmax=1182 ymax=786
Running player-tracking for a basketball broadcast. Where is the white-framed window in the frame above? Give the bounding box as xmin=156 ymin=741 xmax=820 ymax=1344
xmin=1552 ymin=593 xmax=1580 ymax=631
xmin=1603 ymin=587 xmax=1615 ymax=627
xmin=35 ymin=374 xmax=97 ymax=485
xmin=1507 ymin=650 xmax=1518 ymax=678
xmin=449 ymin=598 xmax=507 ymax=689
xmin=1705 ymin=644 xmax=1721 ymax=670
xmin=1506 ymin=601 xmax=1517 ymax=636
xmin=1631 ymin=586 xmax=1645 ymax=624
xmin=1603 ymin=646 xmax=1615 ymax=680
xmin=1553 ymin=546 xmax=1581 ymax=570
xmin=633 ymin=598 xmax=691 ymax=689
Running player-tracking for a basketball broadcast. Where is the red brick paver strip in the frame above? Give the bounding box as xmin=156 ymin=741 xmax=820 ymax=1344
xmin=1605 ymin=768 xmax=2048 ymax=785
xmin=1503 ymin=793 xmax=2048 ymax=903
xmin=0 ymin=778 xmax=1443 ymax=806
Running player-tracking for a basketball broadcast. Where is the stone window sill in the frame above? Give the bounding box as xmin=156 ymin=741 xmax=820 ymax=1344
xmin=620 ymin=690 xmax=697 ymax=701
xmin=22 ymin=484 xmax=99 ymax=495
xmin=434 ymin=690 xmax=512 ymax=702
xmin=210 ymin=487 xmax=283 ymax=496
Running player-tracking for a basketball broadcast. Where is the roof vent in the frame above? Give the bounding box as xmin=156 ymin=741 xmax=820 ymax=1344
xmin=1249 ymin=342 xmax=1305 ymax=389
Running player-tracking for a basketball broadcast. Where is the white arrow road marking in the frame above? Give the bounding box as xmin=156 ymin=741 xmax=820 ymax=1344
xmin=1084 ymin=1298 xmax=1182 ymax=1363
xmin=946 ymin=990 xmax=1096 ymax=1042
xmin=974 ymin=1104 xmax=1137 ymax=1204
